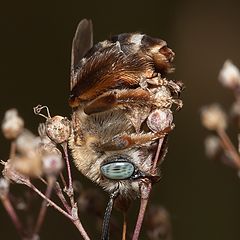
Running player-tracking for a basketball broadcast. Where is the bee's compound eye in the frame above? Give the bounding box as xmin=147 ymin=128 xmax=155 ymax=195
xmin=100 ymin=162 xmax=135 ymax=180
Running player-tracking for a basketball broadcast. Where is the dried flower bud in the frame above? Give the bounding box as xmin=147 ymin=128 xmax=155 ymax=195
xmin=219 ymin=60 xmax=240 ymax=89
xmin=153 ymin=86 xmax=171 ymax=100
xmin=6 ymin=128 xmax=44 ymax=177
xmin=2 ymin=109 xmax=24 ymax=139
xmin=15 ymin=199 xmax=28 ymax=211
xmin=42 ymin=153 xmax=63 ymax=176
xmin=45 ymin=116 xmax=71 ymax=144
xmin=200 ymin=104 xmax=227 ymax=130
xmin=37 ymin=123 xmax=60 ymax=155
xmin=204 ymin=135 xmax=221 ymax=158
xmin=38 ymin=140 xmax=61 ymax=156
xmin=2 ymin=159 xmax=31 ymax=186
xmin=0 ymin=178 xmax=10 ymax=199
xmin=147 ymin=109 xmax=173 ymax=132
xmin=145 ymin=205 xmax=172 ymax=240
xmin=13 ymin=152 xmax=43 ymax=178
xmin=16 ymin=129 xmax=40 ymax=154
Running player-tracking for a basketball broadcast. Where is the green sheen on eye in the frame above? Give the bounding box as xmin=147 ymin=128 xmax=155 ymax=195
xmin=100 ymin=162 xmax=134 ymax=180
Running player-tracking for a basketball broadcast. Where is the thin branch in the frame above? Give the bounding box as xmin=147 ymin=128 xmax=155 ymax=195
xmin=60 ymin=173 xmax=68 ymax=190
xmin=132 ymin=138 xmax=164 ymax=240
xmin=27 ymin=182 xmax=72 ymax=221
xmin=27 ymin=182 xmax=90 ymax=239
xmin=73 ymin=218 xmax=91 ymax=240
xmin=54 ymin=182 xmax=71 ymax=214
xmin=238 ymin=134 xmax=240 ymax=154
xmin=9 ymin=142 xmax=16 ymax=159
xmin=1 ymin=195 xmax=24 ymax=238
xmin=132 ymin=181 xmax=152 ymax=240
xmin=39 ymin=177 xmax=71 ymax=213
xmin=33 ymin=176 xmax=56 ymax=235
xmin=122 ymin=212 xmax=127 ymax=240
xmin=217 ymin=129 xmax=240 ymax=168
xmin=151 ymin=138 xmax=164 ymax=174
xmin=61 ymin=142 xmax=74 ymax=206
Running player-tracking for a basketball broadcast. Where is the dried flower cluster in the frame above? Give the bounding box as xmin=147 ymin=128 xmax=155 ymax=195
xmin=200 ymin=60 xmax=240 ymax=171
xmin=0 ymin=107 xmax=172 ymax=240
xmin=0 ymin=107 xmax=91 ymax=240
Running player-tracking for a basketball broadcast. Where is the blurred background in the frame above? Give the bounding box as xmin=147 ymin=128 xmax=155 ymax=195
xmin=1 ymin=0 xmax=240 ymax=239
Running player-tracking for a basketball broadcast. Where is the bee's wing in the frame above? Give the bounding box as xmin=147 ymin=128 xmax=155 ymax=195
xmin=71 ymin=19 xmax=93 ymax=89
xmin=69 ymin=44 xmax=153 ymax=107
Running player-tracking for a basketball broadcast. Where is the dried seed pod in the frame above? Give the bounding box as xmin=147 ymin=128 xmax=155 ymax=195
xmin=0 ymin=178 xmax=10 ymax=199
xmin=145 ymin=205 xmax=172 ymax=240
xmin=2 ymin=159 xmax=31 ymax=186
xmin=16 ymin=129 xmax=40 ymax=154
xmin=38 ymin=140 xmax=61 ymax=156
xmin=45 ymin=116 xmax=71 ymax=144
xmin=42 ymin=153 xmax=63 ymax=176
xmin=37 ymin=123 xmax=61 ymax=155
xmin=204 ymin=135 xmax=221 ymax=158
xmin=219 ymin=60 xmax=240 ymax=89
xmin=200 ymin=104 xmax=227 ymax=130
xmin=13 ymin=152 xmax=43 ymax=178
xmin=147 ymin=109 xmax=173 ymax=132
xmin=1 ymin=109 xmax=24 ymax=139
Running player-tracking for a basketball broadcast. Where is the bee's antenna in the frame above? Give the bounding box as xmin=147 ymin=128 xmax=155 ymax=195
xmin=101 ymin=189 xmax=119 ymax=240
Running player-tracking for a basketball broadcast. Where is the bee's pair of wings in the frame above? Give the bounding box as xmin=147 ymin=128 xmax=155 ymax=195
xmin=70 ymin=19 xmax=152 ymax=103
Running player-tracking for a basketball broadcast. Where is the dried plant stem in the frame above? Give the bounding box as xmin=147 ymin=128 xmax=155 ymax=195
xmin=72 ymin=219 xmax=90 ymax=240
xmin=238 ymin=134 xmax=240 ymax=154
xmin=9 ymin=141 xmax=16 ymax=159
xmin=1 ymin=195 xmax=24 ymax=238
xmin=61 ymin=142 xmax=74 ymax=206
xmin=39 ymin=177 xmax=71 ymax=213
xmin=217 ymin=129 xmax=240 ymax=168
xmin=54 ymin=182 xmax=71 ymax=213
xmin=132 ymin=181 xmax=152 ymax=240
xmin=152 ymin=138 xmax=164 ymax=174
xmin=60 ymin=173 xmax=68 ymax=189
xmin=132 ymin=138 xmax=164 ymax=240
xmin=39 ymin=177 xmax=47 ymax=185
xmin=122 ymin=212 xmax=127 ymax=240
xmin=33 ymin=176 xmax=56 ymax=235
xmin=28 ymin=183 xmax=72 ymax=220
xmin=27 ymin=183 xmax=90 ymax=239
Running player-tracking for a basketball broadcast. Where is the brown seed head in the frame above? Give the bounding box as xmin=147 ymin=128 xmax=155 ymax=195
xmin=0 ymin=178 xmax=10 ymax=199
xmin=2 ymin=159 xmax=31 ymax=186
xmin=1 ymin=109 xmax=24 ymax=140
xmin=45 ymin=116 xmax=71 ymax=144
xmin=42 ymin=153 xmax=63 ymax=176
xmin=15 ymin=129 xmax=40 ymax=154
xmin=219 ymin=60 xmax=240 ymax=89
xmin=147 ymin=109 xmax=173 ymax=132
xmin=204 ymin=135 xmax=221 ymax=158
xmin=200 ymin=104 xmax=227 ymax=130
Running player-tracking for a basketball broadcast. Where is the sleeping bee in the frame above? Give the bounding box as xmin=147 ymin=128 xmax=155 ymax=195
xmin=68 ymin=19 xmax=182 ymax=239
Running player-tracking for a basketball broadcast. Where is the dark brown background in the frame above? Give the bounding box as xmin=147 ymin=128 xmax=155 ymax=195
xmin=1 ymin=0 xmax=240 ymax=239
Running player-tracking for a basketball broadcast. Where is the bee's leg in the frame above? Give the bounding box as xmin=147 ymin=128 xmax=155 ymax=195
xmin=101 ymin=189 xmax=119 ymax=240
xmin=101 ymin=124 xmax=174 ymax=151
xmin=83 ymin=88 xmax=151 ymax=115
xmin=147 ymin=75 xmax=183 ymax=95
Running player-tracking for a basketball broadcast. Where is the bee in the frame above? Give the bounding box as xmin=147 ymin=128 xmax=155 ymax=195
xmin=68 ymin=19 xmax=182 ymax=239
